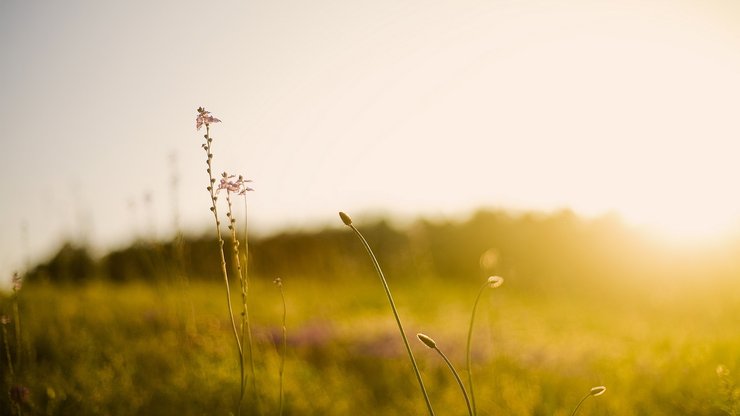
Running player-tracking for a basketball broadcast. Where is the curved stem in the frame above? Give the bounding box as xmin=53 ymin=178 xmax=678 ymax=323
xmin=435 ymin=347 xmax=473 ymax=416
xmin=348 ymin=224 xmax=435 ymax=416
xmin=466 ymin=282 xmax=488 ymax=416
xmin=570 ymin=393 xmax=591 ymax=416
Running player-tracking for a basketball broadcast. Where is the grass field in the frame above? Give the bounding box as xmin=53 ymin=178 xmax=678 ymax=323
xmin=2 ymin=270 xmax=739 ymax=415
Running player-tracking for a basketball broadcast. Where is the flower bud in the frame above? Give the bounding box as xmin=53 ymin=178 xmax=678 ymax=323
xmin=487 ymin=275 xmax=504 ymax=288
xmin=339 ymin=212 xmax=352 ymax=226
xmin=416 ymin=333 xmax=437 ymax=349
xmin=589 ymin=386 xmax=606 ymax=396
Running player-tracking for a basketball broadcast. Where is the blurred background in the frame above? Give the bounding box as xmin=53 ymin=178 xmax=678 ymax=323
xmin=2 ymin=0 xmax=740 ymax=414
xmin=3 ymin=0 xmax=740 ymax=278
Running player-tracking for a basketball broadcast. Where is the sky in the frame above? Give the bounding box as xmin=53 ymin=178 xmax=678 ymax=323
xmin=2 ymin=0 xmax=740 ymax=280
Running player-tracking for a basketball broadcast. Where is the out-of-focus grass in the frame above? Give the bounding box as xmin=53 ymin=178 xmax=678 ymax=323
xmin=3 ymin=274 xmax=740 ymax=415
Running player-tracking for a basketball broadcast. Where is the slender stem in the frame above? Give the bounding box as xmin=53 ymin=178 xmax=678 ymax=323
xmin=242 ymin=196 xmax=258 ymax=410
xmin=2 ymin=325 xmax=14 ymax=377
xmin=434 ymin=347 xmax=473 ymax=416
xmin=277 ymin=281 xmax=287 ymax=416
xmin=466 ymin=282 xmax=488 ymax=416
xmin=11 ymin=290 xmax=21 ymax=372
xmin=570 ymin=393 xmax=591 ymax=416
xmin=225 ymin=192 xmax=247 ymax=414
xmin=202 ymin=125 xmax=243 ymax=400
xmin=571 ymin=387 xmax=605 ymax=415
xmin=347 ymin=224 xmax=436 ymax=416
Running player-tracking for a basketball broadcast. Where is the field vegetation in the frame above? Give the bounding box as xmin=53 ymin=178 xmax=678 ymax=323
xmin=2 ymin=209 xmax=740 ymax=415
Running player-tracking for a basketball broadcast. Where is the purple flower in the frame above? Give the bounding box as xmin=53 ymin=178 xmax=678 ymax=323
xmin=196 ymin=107 xmax=221 ymax=131
xmin=217 ymin=174 xmax=254 ymax=195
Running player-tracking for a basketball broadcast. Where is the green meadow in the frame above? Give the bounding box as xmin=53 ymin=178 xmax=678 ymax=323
xmin=4 ymin=273 xmax=740 ymax=415
xmin=2 ymin=210 xmax=740 ymax=415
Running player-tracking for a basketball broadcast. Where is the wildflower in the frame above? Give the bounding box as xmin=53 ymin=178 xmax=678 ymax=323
xmin=196 ymin=107 xmax=221 ymax=131
xmin=0 ymin=315 xmax=9 ymax=325
xmin=217 ymin=174 xmax=254 ymax=195
xmin=273 ymin=277 xmax=283 ymax=287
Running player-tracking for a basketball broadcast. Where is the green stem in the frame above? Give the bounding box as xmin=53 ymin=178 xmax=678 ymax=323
xmin=242 ymin=197 xmax=258 ymax=411
xmin=225 ymin=192 xmax=247 ymax=415
xmin=570 ymin=393 xmax=591 ymax=416
xmin=347 ymin=223 xmax=435 ymax=416
xmin=277 ymin=281 xmax=287 ymax=416
xmin=202 ymin=125 xmax=243 ymax=412
xmin=2 ymin=325 xmax=14 ymax=377
xmin=434 ymin=346 xmax=473 ymax=416
xmin=466 ymin=282 xmax=488 ymax=416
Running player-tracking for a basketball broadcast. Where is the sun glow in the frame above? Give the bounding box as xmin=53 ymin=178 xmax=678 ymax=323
xmin=620 ymin=203 xmax=740 ymax=245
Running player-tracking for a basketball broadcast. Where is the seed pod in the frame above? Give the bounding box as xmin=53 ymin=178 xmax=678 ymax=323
xmin=487 ymin=275 xmax=504 ymax=288
xmin=416 ymin=333 xmax=437 ymax=349
xmin=339 ymin=212 xmax=352 ymax=226
xmin=590 ymin=386 xmax=606 ymax=396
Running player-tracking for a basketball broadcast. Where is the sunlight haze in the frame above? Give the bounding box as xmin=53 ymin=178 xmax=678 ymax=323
xmin=2 ymin=0 xmax=740 ymax=279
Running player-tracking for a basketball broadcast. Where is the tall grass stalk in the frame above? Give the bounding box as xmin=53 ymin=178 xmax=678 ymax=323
xmin=5 ymin=272 xmax=24 ymax=416
xmin=417 ymin=333 xmax=473 ymax=416
xmin=2 ymin=318 xmax=22 ymax=416
xmin=197 ymin=108 xmax=243 ymax=411
xmin=570 ymin=386 xmax=606 ymax=416
xmin=240 ymin=190 xmax=258 ymax=409
xmin=1 ymin=316 xmax=13 ymax=378
xmin=222 ymin=179 xmax=250 ymax=412
xmin=466 ymin=275 xmax=503 ymax=416
xmin=339 ymin=212 xmax=435 ymax=416
xmin=274 ymin=277 xmax=287 ymax=416
xmin=220 ymin=173 xmax=258 ymax=414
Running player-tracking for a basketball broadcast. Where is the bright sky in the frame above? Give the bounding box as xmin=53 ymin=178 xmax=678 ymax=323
xmin=2 ymin=0 xmax=740 ymax=279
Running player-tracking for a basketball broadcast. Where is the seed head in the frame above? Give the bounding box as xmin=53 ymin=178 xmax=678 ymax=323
xmin=339 ymin=212 xmax=352 ymax=226
xmin=416 ymin=333 xmax=437 ymax=349
xmin=589 ymin=386 xmax=606 ymax=397
xmin=487 ymin=275 xmax=504 ymax=289
xmin=273 ymin=277 xmax=283 ymax=287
